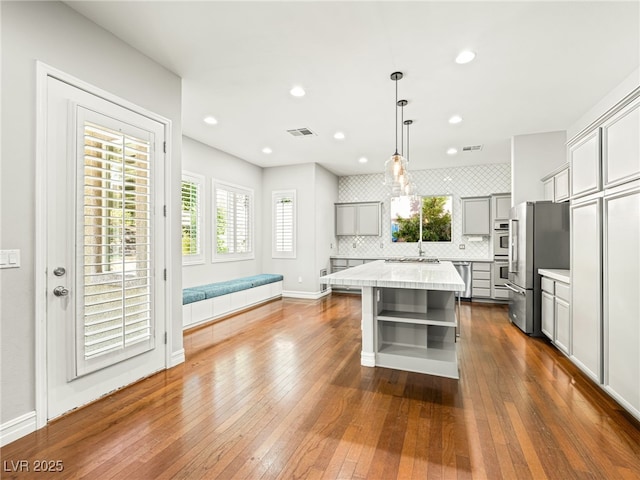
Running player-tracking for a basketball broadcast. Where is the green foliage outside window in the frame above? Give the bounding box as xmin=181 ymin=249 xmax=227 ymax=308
xmin=392 ymin=195 xmax=452 ymax=243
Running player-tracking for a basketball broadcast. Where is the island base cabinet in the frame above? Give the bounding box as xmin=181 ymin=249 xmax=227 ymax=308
xmin=603 ymin=182 xmax=640 ymax=420
xmin=374 ymin=287 xmax=459 ymax=379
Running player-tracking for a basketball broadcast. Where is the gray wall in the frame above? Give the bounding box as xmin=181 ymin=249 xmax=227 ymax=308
xmin=261 ymin=164 xmax=338 ymax=295
xmin=510 ymin=131 xmax=566 ymax=206
xmin=181 ymin=136 xmax=263 ymax=288
xmin=314 ymin=165 xmax=339 ymax=286
xmin=0 ymin=1 xmax=182 ymax=423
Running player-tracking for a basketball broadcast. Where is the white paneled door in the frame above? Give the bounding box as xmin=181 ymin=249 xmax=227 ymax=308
xmin=45 ymin=77 xmax=166 ymax=420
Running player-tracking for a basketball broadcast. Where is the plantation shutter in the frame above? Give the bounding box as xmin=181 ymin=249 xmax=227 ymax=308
xmin=181 ymin=172 xmax=204 ymax=262
xmin=273 ymin=190 xmax=296 ymax=258
xmin=214 ymin=181 xmax=253 ymax=259
xmin=79 ymin=119 xmax=153 ymax=375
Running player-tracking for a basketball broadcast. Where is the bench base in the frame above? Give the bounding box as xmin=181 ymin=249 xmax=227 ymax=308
xmin=182 ymin=281 xmax=283 ymax=329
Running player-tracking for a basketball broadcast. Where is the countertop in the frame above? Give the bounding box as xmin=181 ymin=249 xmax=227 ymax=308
xmin=320 ymin=260 xmax=465 ymax=292
xmin=538 ymin=269 xmax=570 ymax=284
xmin=331 ymin=255 xmax=493 ymax=263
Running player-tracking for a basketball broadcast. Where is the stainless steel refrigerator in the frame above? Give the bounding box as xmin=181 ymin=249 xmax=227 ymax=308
xmin=506 ymin=201 xmax=570 ymax=335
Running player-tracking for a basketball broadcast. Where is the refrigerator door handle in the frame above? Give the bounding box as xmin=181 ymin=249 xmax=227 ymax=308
xmin=504 ymin=282 xmax=526 ymax=296
xmin=509 ymin=219 xmax=519 ymax=273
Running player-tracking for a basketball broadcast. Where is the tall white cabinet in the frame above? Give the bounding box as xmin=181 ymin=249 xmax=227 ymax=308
xmin=568 ymin=87 xmax=640 ymax=421
xmin=570 ymin=196 xmax=602 ymax=382
xmin=603 ymin=180 xmax=640 ymax=418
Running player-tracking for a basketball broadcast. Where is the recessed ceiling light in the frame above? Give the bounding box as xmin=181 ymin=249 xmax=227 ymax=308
xmin=447 ymin=148 xmax=458 ymax=155
xmin=334 ymin=131 xmax=345 ymax=140
xmin=448 ymin=115 xmax=463 ymax=124
xmin=290 ymin=86 xmax=306 ymax=97
xmin=358 ymin=157 xmax=368 ymax=164
xmin=203 ymin=116 xmax=218 ymax=125
xmin=262 ymin=147 xmax=272 ymax=154
xmin=455 ymin=50 xmax=476 ymax=64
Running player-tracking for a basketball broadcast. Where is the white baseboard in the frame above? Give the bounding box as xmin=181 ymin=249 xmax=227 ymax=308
xmin=361 ymin=352 xmax=376 ymax=367
xmin=282 ymin=289 xmax=330 ymax=300
xmin=1 ymin=411 xmax=36 ymax=447
xmin=170 ymin=348 xmax=185 ymax=367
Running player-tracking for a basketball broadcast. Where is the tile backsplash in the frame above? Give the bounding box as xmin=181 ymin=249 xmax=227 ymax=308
xmin=337 ymin=163 xmax=511 ymax=259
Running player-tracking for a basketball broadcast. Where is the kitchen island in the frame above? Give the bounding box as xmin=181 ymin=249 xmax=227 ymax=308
xmin=320 ymin=260 xmax=465 ymax=379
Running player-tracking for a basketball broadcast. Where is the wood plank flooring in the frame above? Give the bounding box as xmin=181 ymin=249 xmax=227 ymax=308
xmin=2 ymin=294 xmax=639 ymax=479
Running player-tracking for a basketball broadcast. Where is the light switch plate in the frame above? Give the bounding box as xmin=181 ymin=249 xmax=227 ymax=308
xmin=0 ymin=249 xmax=20 ymax=269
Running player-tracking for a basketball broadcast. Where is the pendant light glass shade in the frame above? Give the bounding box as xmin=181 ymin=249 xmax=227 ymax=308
xmin=384 ymin=72 xmax=408 ymax=196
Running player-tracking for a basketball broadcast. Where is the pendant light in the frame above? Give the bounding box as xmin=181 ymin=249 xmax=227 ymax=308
xmin=396 ymin=99 xmax=410 ymax=191
xmin=384 ymin=72 xmax=409 ymax=196
xmin=403 ymin=119 xmax=416 ymax=196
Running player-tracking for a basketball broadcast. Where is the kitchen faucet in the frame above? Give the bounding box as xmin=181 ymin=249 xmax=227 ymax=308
xmin=417 ymin=240 xmax=425 ymax=257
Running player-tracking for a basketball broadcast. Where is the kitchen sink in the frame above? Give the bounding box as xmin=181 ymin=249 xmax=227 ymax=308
xmin=385 ymin=257 xmax=440 ymax=264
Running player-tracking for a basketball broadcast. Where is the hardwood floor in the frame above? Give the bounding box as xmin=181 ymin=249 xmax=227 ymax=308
xmin=2 ymin=294 xmax=639 ymax=479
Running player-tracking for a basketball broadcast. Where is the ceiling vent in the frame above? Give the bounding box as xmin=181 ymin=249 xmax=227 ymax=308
xmin=462 ymin=144 xmax=483 ymax=152
xmin=287 ymin=127 xmax=317 ymax=137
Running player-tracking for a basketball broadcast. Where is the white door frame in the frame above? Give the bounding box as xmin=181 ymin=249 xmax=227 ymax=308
xmin=35 ymin=62 xmax=175 ymax=428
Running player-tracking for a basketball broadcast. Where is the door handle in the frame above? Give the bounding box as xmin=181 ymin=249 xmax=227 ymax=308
xmin=504 ymin=283 xmax=525 ymax=296
xmin=53 ymin=286 xmax=69 ymax=297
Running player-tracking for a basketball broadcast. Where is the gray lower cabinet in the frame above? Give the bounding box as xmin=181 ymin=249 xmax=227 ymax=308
xmin=329 ymin=258 xmax=375 ymax=292
xmin=540 ymin=275 xmax=570 ymax=355
xmin=471 ymin=262 xmax=491 ymax=298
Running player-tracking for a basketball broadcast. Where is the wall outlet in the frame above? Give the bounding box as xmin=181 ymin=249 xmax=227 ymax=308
xmin=352 ymin=242 xmax=356 ymax=248
xmin=298 ymin=276 xmax=302 ymax=283
xmin=459 ymin=244 xmax=466 ymax=250
xmin=380 ymin=242 xmax=384 ymax=248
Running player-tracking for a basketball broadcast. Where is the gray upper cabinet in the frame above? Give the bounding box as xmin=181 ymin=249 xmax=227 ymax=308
xmin=570 ymin=129 xmax=601 ymax=199
xmin=335 ymin=202 xmax=381 ymax=236
xmin=602 ymin=96 xmax=640 ymax=189
xmin=491 ymin=193 xmax=511 ymax=221
xmin=461 ymin=196 xmax=491 ymax=235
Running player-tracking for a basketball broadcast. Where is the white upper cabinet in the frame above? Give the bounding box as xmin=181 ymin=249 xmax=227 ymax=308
xmin=335 ymin=202 xmax=381 ymax=236
xmin=543 ymin=178 xmax=554 ymax=201
xmin=461 ymin=196 xmax=491 ymax=235
xmin=492 ymin=194 xmax=511 ymax=221
xmin=554 ymin=167 xmax=570 ymax=202
xmin=541 ymin=164 xmax=570 ymax=203
xmin=602 ymin=96 xmax=640 ymax=189
xmin=570 ymin=129 xmax=601 ymax=199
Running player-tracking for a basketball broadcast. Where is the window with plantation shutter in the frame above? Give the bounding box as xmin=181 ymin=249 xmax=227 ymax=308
xmin=272 ymin=190 xmax=296 ymax=258
xmin=79 ymin=118 xmax=154 ymax=376
xmin=181 ymin=172 xmax=204 ymax=265
xmin=213 ymin=180 xmax=254 ymax=261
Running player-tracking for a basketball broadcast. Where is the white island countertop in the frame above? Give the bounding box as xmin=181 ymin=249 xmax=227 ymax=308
xmin=538 ymin=268 xmax=570 ymax=283
xmin=320 ymin=260 xmax=465 ymax=292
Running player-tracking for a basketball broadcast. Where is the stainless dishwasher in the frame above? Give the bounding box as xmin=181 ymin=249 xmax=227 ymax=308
xmin=452 ymin=262 xmax=472 ymax=300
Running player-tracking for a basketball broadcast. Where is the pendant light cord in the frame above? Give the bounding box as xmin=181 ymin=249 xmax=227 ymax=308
xmin=394 ymin=79 xmax=398 ymax=154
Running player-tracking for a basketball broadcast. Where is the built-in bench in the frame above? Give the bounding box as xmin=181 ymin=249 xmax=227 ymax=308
xmin=182 ymin=274 xmax=283 ymax=329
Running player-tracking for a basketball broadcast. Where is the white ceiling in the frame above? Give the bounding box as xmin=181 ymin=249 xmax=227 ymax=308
xmin=66 ymin=1 xmax=639 ymax=176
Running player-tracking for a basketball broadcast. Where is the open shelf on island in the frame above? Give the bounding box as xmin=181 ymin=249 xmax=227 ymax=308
xmin=374 ymin=287 xmax=459 ymax=379
xmin=377 ymin=308 xmax=456 ymax=327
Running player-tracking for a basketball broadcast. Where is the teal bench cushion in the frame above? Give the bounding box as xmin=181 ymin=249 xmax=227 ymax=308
xmin=183 ymin=289 xmax=206 ymax=305
xmin=183 ymin=274 xmax=283 ymax=304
